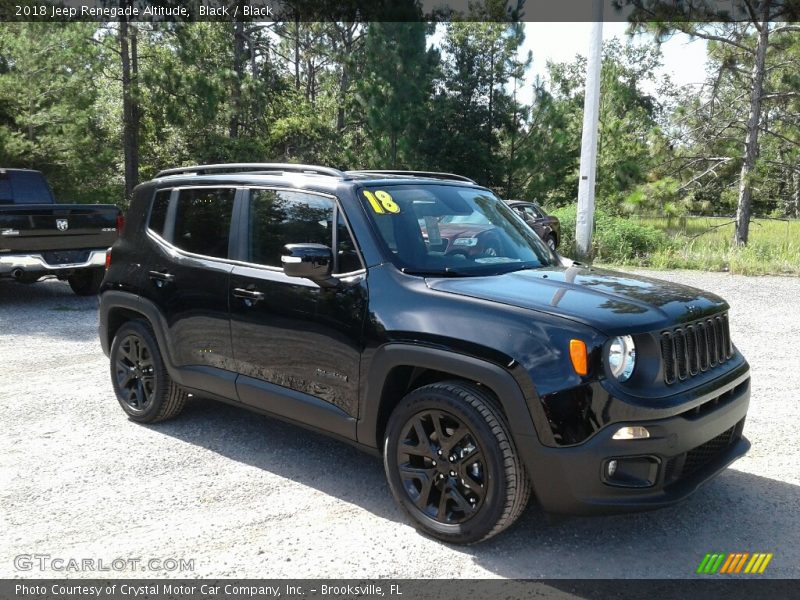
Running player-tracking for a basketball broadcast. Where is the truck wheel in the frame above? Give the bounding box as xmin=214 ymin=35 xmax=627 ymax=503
xmin=383 ymin=381 xmax=531 ymax=544
xmin=67 ymin=268 xmax=104 ymax=296
xmin=545 ymin=234 xmax=557 ymax=252
xmin=109 ymin=320 xmax=187 ymax=423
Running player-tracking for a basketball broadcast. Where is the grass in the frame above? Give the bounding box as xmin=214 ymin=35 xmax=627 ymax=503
xmin=635 ymin=216 xmax=800 ymax=276
xmin=549 ymin=206 xmax=800 ymax=276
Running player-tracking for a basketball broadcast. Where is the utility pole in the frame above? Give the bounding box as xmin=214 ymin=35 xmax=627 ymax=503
xmin=576 ymin=0 xmax=604 ymax=260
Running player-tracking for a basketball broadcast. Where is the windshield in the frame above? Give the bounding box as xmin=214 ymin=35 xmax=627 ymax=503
xmin=360 ymin=184 xmax=556 ymax=276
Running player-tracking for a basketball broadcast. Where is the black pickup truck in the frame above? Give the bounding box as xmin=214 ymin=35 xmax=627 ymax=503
xmin=0 ymin=168 xmax=121 ymax=295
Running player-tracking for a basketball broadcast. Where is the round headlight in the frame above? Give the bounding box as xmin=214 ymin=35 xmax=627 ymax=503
xmin=608 ymin=335 xmax=636 ymax=382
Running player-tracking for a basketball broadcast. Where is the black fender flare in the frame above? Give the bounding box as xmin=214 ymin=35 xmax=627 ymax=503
xmin=357 ymin=343 xmax=544 ymax=451
xmin=99 ymin=290 xmax=183 ymax=383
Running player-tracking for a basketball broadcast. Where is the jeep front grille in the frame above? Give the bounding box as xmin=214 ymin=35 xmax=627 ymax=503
xmin=660 ymin=313 xmax=733 ymax=385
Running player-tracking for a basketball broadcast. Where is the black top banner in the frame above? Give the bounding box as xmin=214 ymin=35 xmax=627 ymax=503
xmin=1 ymin=0 xmax=800 ymax=23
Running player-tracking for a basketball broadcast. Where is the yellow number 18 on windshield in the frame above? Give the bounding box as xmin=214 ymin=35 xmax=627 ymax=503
xmin=363 ymin=190 xmax=400 ymax=214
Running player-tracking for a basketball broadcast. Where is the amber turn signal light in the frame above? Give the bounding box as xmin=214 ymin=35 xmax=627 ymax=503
xmin=569 ymin=339 xmax=588 ymax=376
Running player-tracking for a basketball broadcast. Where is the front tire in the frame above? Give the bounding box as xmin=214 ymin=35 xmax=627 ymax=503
xmin=67 ymin=268 xmax=104 ymax=296
xmin=384 ymin=381 xmax=530 ymax=544
xmin=545 ymin=234 xmax=557 ymax=252
xmin=109 ymin=320 xmax=187 ymax=423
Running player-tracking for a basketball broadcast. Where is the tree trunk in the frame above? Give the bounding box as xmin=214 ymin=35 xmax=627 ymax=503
xmin=506 ymin=73 xmax=519 ymax=198
xmin=336 ymin=26 xmax=354 ymax=132
xmin=793 ymin=166 xmax=800 ymax=218
xmin=336 ymin=66 xmax=349 ymax=131
xmin=734 ymin=6 xmax=770 ymax=246
xmin=120 ymin=8 xmax=139 ymax=201
xmin=230 ymin=18 xmax=245 ymax=140
xmin=487 ymin=41 xmax=495 ymax=184
xmin=294 ymin=14 xmax=300 ymax=91
xmin=306 ymin=60 xmax=316 ymax=104
xmin=390 ymin=131 xmax=398 ymax=168
xmin=130 ymin=23 xmax=140 ymax=180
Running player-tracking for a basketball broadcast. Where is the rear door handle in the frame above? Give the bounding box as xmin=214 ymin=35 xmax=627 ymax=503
xmin=232 ymin=287 xmax=265 ymax=305
xmin=148 ymin=270 xmax=175 ymax=287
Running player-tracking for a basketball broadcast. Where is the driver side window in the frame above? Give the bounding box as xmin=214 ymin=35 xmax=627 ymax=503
xmin=249 ymin=190 xmax=334 ymax=268
xmin=248 ymin=189 xmax=362 ymax=274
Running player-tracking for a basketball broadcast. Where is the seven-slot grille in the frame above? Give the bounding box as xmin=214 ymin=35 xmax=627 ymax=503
xmin=660 ymin=313 xmax=733 ymax=384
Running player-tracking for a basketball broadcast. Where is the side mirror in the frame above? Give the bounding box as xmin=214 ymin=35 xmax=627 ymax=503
xmin=558 ymin=253 xmax=582 ymax=268
xmin=281 ymin=243 xmax=338 ymax=288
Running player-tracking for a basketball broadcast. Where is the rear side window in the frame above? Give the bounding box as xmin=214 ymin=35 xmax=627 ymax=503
xmin=173 ymin=188 xmax=235 ymax=259
xmin=249 ymin=189 xmax=334 ymax=268
xmin=148 ymin=190 xmax=171 ymax=237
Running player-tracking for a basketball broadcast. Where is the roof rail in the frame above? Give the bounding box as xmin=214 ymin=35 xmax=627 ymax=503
xmin=155 ymin=163 xmax=346 ymax=179
xmin=347 ymin=170 xmax=477 ymax=184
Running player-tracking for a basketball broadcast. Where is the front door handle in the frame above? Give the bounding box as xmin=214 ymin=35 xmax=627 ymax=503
xmin=233 ymin=287 xmax=265 ymax=305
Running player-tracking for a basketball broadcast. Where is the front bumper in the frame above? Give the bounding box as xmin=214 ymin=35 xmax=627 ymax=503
xmin=518 ymin=370 xmax=751 ymax=515
xmin=0 ymin=249 xmax=107 ymax=276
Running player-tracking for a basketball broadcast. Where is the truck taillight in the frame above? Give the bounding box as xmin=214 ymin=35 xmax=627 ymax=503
xmin=105 ymin=249 xmax=112 ymax=270
xmin=116 ymin=214 xmax=125 ymax=234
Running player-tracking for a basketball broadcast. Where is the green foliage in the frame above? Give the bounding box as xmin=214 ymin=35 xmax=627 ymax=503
xmin=356 ymin=21 xmax=437 ymax=168
xmin=522 ymin=39 xmax=670 ymax=212
xmin=623 ymin=177 xmax=685 ymax=216
xmin=0 ymin=17 xmax=798 ymax=269
xmin=419 ymin=22 xmax=528 ymax=187
xmin=553 ymin=210 xmax=800 ymax=274
xmin=0 ymin=23 xmax=119 ymax=203
xmin=550 ymin=204 xmax=669 ymax=263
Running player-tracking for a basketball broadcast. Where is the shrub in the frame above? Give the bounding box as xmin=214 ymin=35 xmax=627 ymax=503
xmin=548 ymin=204 xmax=669 ymax=263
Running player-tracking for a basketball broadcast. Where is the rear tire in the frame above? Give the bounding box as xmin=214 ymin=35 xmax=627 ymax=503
xmin=545 ymin=234 xmax=557 ymax=252
xmin=109 ymin=320 xmax=187 ymax=423
xmin=68 ymin=268 xmax=104 ymax=296
xmin=383 ymin=381 xmax=530 ymax=544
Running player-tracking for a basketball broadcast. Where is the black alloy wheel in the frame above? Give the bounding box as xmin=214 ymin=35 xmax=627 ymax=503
xmin=396 ymin=409 xmax=487 ymax=524
xmin=109 ymin=320 xmax=187 ymax=423
xmin=114 ymin=333 xmax=156 ymax=412
xmin=384 ymin=381 xmax=531 ymax=544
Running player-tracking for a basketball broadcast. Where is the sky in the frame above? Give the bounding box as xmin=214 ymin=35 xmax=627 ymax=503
xmin=518 ymin=22 xmax=710 ymax=104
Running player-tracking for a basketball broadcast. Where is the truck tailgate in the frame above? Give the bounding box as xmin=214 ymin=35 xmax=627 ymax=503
xmin=0 ymin=204 xmax=120 ymax=253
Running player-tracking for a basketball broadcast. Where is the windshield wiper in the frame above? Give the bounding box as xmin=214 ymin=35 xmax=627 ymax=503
xmin=500 ymin=263 xmax=546 ymax=274
xmin=400 ymin=267 xmax=475 ymax=277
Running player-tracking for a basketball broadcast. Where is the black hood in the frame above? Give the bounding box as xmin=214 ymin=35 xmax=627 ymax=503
xmin=425 ymin=266 xmax=729 ymax=335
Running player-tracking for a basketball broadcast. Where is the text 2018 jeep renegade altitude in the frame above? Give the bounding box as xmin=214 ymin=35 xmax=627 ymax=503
xmin=99 ymin=164 xmax=750 ymax=544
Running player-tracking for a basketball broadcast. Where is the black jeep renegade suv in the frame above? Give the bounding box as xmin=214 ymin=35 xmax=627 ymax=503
xmin=99 ymin=163 xmax=751 ymax=544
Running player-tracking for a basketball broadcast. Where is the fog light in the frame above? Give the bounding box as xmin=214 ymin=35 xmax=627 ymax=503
xmin=602 ymin=456 xmax=659 ymax=488
xmin=612 ymin=426 xmax=651 ymax=440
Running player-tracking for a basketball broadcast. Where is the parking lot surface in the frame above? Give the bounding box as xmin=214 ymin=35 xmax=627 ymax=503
xmin=1 ymin=269 xmax=798 ymax=578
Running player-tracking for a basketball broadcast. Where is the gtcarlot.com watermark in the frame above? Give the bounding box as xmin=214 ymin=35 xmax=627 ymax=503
xmin=14 ymin=554 xmax=195 ymax=573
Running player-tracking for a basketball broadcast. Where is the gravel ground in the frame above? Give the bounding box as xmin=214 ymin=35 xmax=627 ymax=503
xmin=1 ymin=270 xmax=799 ymax=579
